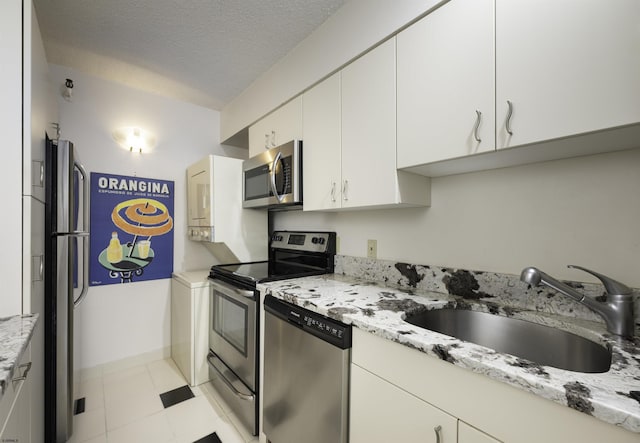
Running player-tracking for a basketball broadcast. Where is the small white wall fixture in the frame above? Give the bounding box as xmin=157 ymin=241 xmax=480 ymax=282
xmin=112 ymin=126 xmax=156 ymax=153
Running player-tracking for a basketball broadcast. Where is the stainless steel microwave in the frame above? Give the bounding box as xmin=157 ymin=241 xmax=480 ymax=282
xmin=242 ymin=140 xmax=302 ymax=209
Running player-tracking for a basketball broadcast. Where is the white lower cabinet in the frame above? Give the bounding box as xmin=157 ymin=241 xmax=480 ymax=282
xmin=350 ymin=328 xmax=638 ymax=443
xmin=350 ymin=363 xmax=457 ymax=442
xmin=0 ymin=344 xmax=32 ymax=443
xmin=171 ymin=271 xmax=211 ymax=386
xmin=458 ymin=421 xmax=501 ymax=443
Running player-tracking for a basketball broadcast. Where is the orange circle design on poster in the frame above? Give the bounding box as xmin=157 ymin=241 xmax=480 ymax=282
xmin=111 ymin=198 xmax=173 ymax=236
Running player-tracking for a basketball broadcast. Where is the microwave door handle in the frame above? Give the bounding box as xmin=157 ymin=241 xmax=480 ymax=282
xmin=269 ymin=151 xmax=285 ymax=202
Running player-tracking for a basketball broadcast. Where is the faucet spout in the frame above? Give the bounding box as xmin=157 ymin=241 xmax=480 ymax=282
xmin=520 ymin=266 xmax=635 ymax=338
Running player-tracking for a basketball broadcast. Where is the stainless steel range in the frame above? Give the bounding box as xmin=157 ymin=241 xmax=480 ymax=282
xmin=207 ymin=231 xmax=336 ymax=436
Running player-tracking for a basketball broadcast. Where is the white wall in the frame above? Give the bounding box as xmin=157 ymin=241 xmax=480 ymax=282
xmin=276 ymin=148 xmax=640 ymax=288
xmin=50 ymin=64 xmax=247 ymax=369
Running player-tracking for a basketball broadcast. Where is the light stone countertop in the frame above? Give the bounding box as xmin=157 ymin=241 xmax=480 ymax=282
xmin=0 ymin=314 xmax=39 ymax=401
xmin=259 ymin=274 xmax=640 ymax=434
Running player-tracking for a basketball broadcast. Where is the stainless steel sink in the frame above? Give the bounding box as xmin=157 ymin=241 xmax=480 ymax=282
xmin=404 ymin=309 xmax=612 ymax=373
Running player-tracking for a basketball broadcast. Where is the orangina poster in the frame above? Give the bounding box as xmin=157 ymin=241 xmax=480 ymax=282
xmin=89 ymin=172 xmax=174 ymax=285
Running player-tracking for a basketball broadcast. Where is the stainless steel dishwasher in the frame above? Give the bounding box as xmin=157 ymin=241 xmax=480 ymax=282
xmin=263 ymin=294 xmax=352 ymax=443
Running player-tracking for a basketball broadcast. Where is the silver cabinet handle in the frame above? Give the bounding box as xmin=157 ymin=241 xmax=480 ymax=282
xmin=207 ymin=354 xmax=254 ymax=401
xmin=270 ymin=130 xmax=276 ymax=147
xmin=32 ymin=255 xmax=44 ymax=282
xmin=506 ymin=100 xmax=514 ymax=135
xmin=31 ymin=161 xmax=45 ymax=187
xmin=330 ymin=182 xmax=336 ymax=202
xmin=264 ymin=133 xmax=269 ymax=149
xmin=473 ymin=110 xmax=482 ymax=143
xmin=342 ymin=180 xmax=348 ymax=201
xmin=434 ymin=425 xmax=442 ymax=443
xmin=13 ymin=362 xmax=32 ymax=382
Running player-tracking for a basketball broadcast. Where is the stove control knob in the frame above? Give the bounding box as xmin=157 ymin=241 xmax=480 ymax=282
xmin=318 ymin=237 xmax=326 ymax=245
xmin=311 ymin=237 xmax=318 ymax=244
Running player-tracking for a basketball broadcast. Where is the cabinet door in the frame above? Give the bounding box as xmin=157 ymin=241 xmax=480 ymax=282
xmin=397 ymin=0 xmax=494 ymax=168
xmin=341 ymin=38 xmax=398 ymax=208
xmin=248 ymin=97 xmax=303 ymax=157
xmin=25 ymin=2 xmax=58 ymax=203
xmin=459 ymin=421 xmax=501 ymax=443
xmin=248 ymin=116 xmax=270 ymax=157
xmin=0 ymin=0 xmax=23 ymax=317
xmin=269 ymin=96 xmax=303 ymax=148
xmin=350 ymin=364 xmax=457 ymax=443
xmin=26 ymin=198 xmax=44 ymax=441
xmin=496 ymin=0 xmax=640 ymax=148
xmin=0 ymin=345 xmax=32 ymax=443
xmin=186 ymin=157 xmax=212 ymax=227
xmin=302 ymin=73 xmax=342 ymax=211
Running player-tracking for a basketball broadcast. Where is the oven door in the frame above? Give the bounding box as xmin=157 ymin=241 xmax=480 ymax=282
xmin=209 ymin=278 xmax=257 ymax=390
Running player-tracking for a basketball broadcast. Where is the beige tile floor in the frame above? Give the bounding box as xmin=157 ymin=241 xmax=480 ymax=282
xmin=67 ymin=358 xmax=259 ymax=443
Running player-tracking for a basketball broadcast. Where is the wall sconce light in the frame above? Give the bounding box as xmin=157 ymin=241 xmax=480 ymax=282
xmin=112 ymin=127 xmax=156 ymax=154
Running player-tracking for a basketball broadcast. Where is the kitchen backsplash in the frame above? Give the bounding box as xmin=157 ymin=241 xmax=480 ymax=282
xmin=334 ymin=255 xmax=640 ymax=326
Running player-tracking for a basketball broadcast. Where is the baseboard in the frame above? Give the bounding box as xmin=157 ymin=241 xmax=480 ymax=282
xmin=77 ymin=346 xmax=172 ymax=381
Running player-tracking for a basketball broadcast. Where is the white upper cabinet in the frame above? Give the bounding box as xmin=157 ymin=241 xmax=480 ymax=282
xmin=341 ymin=38 xmax=398 ymax=208
xmin=248 ymin=96 xmax=302 ymax=157
xmin=397 ymin=0 xmax=495 ymax=167
xmin=496 ymin=0 xmax=640 ymax=148
xmin=302 ymin=73 xmax=342 ymax=211
xmin=302 ymin=38 xmax=430 ymax=211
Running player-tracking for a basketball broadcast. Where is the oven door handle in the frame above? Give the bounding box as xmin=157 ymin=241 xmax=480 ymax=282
xmin=207 ymin=354 xmax=255 ymax=402
xmin=210 ymin=279 xmax=255 ymax=301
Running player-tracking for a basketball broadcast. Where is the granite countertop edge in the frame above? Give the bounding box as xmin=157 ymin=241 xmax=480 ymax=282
xmin=258 ymin=274 xmax=640 ymax=434
xmin=0 ymin=314 xmax=39 ymax=402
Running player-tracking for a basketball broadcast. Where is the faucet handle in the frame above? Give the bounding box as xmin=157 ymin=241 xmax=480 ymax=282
xmin=567 ymin=265 xmax=632 ymax=296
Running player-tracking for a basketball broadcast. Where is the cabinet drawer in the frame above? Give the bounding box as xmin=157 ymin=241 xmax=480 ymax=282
xmin=350 ymin=363 xmax=457 ymax=443
xmin=0 ymin=344 xmax=31 ymax=436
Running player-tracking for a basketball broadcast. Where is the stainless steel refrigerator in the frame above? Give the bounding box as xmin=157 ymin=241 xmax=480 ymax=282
xmin=45 ymin=137 xmax=90 ymax=442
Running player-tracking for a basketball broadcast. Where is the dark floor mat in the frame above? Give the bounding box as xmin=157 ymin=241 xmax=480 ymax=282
xmin=193 ymin=432 xmax=223 ymax=443
xmin=159 ymin=384 xmax=195 ymax=408
xmin=73 ymin=397 xmax=86 ymax=415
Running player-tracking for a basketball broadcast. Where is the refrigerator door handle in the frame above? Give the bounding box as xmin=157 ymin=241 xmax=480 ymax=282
xmin=73 ymin=161 xmax=90 ymax=308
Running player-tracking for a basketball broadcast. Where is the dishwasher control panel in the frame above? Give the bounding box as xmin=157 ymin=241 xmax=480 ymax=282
xmin=264 ymin=295 xmax=352 ymax=349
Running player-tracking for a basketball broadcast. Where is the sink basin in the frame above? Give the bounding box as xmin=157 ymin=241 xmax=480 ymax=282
xmin=404 ymin=309 xmax=612 ymax=373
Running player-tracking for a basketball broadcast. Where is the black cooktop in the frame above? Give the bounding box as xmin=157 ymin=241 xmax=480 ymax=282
xmin=211 ymin=260 xmax=330 ymax=284
xmin=209 ymin=231 xmax=336 ymax=287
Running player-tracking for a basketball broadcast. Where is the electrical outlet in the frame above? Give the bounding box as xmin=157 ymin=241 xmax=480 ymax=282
xmin=367 ymin=239 xmax=377 ymax=259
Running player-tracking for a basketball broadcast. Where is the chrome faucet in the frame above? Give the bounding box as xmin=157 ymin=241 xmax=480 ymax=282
xmin=520 ymin=265 xmax=635 ymax=338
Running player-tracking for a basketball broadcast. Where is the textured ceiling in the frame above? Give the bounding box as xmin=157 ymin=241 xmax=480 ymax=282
xmin=34 ymin=0 xmax=347 ymax=110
